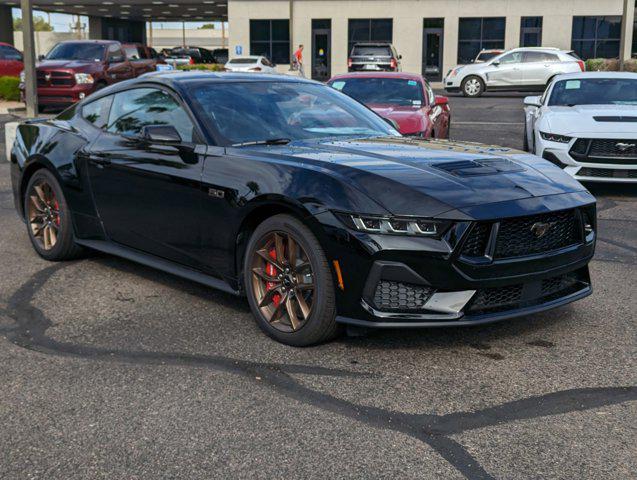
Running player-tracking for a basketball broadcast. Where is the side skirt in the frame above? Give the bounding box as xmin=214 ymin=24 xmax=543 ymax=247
xmin=75 ymin=239 xmax=242 ymax=297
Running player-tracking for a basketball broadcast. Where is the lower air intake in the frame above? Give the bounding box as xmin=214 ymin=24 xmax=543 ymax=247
xmin=372 ymin=280 xmax=434 ymax=311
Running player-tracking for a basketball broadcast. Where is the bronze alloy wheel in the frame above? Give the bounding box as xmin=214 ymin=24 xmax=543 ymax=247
xmin=250 ymin=231 xmax=315 ymax=332
xmin=27 ymin=180 xmax=60 ymax=251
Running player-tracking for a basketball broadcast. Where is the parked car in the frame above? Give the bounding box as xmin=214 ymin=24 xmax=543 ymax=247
xmin=223 ymin=56 xmax=276 ymax=73
xmin=19 ymin=40 xmax=135 ymax=111
xmin=165 ymin=46 xmax=218 ymax=66
xmin=122 ymin=43 xmax=164 ymax=76
xmin=445 ymin=47 xmax=585 ymax=97
xmin=524 ymin=72 xmax=637 ymax=183
xmin=0 ymin=43 xmax=23 ymax=77
xmin=10 ymin=71 xmax=596 ymax=346
xmin=348 ymin=43 xmax=401 ymax=72
xmin=473 ymin=49 xmax=504 ymax=63
xmin=211 ymin=48 xmax=229 ymax=65
xmin=328 ymin=72 xmax=450 ymax=138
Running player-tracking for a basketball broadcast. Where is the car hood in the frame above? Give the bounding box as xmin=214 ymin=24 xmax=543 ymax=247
xmin=37 ymin=59 xmax=100 ymax=71
xmin=240 ymin=137 xmax=588 ymax=218
xmin=368 ymin=104 xmax=428 ymax=134
xmin=544 ymin=104 xmax=637 ymax=136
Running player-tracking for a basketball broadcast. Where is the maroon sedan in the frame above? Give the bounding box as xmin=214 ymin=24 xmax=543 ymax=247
xmin=0 ymin=43 xmax=23 ymax=77
xmin=327 ymin=72 xmax=450 ymax=139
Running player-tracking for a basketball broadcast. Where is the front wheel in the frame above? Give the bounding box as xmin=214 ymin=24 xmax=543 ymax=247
xmin=244 ymin=214 xmax=339 ymax=346
xmin=461 ymin=76 xmax=484 ymax=97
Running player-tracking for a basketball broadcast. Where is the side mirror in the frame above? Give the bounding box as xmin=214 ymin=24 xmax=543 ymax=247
xmin=37 ymin=54 xmax=45 ymax=61
xmin=524 ymin=95 xmax=542 ymax=108
xmin=141 ymin=125 xmax=182 ymax=143
xmin=434 ymin=95 xmax=449 ymax=107
xmin=491 ymin=60 xmax=500 ymax=66
xmin=398 ymin=55 xmax=402 ymax=60
xmin=109 ymin=55 xmax=125 ymax=64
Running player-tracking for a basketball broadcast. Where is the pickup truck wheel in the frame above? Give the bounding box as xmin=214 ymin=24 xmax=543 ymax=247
xmin=461 ymin=76 xmax=484 ymax=97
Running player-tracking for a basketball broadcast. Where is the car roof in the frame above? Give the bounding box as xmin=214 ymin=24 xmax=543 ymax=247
xmin=328 ymin=71 xmax=423 ymax=82
xmin=553 ymin=71 xmax=637 ymax=81
xmin=0 ymin=42 xmax=18 ymax=48
xmin=509 ymin=46 xmax=566 ymax=53
xmin=228 ymin=56 xmax=261 ymax=61
xmin=351 ymin=42 xmax=393 ymax=46
xmin=57 ymin=40 xmax=119 ymax=45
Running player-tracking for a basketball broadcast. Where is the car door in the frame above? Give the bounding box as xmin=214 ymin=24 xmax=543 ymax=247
xmin=105 ymin=44 xmax=135 ymax=82
xmin=85 ymin=86 xmax=207 ymax=269
xmin=123 ymin=45 xmax=145 ymax=76
xmin=521 ymin=51 xmax=559 ymax=87
xmin=483 ymin=51 xmax=524 ymax=87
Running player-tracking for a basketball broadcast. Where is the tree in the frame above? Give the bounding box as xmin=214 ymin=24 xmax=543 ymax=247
xmin=13 ymin=16 xmax=54 ymax=32
xmin=198 ymin=24 xmax=216 ymax=30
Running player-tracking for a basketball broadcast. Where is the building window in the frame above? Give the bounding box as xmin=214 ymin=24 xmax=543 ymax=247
xmin=571 ymin=16 xmax=621 ymax=59
xmin=457 ymin=17 xmax=505 ymax=64
xmin=520 ymin=17 xmax=542 ymax=47
xmin=250 ymin=19 xmax=290 ymax=64
xmin=348 ymin=19 xmax=393 ymax=55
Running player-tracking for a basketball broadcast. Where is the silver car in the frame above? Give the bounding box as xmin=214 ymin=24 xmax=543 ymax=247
xmin=444 ymin=47 xmax=585 ymax=97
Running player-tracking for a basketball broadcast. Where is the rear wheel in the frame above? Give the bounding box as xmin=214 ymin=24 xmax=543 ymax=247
xmin=24 ymin=169 xmax=83 ymax=261
xmin=244 ymin=214 xmax=339 ymax=346
xmin=461 ymin=76 xmax=484 ymax=97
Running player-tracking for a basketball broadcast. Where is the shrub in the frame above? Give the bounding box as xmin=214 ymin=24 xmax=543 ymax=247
xmin=584 ymin=58 xmax=637 ymax=72
xmin=176 ymin=63 xmax=225 ymax=72
xmin=0 ymin=76 xmax=20 ymax=101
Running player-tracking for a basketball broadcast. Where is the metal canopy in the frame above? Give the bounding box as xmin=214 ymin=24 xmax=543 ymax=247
xmin=0 ymin=0 xmax=227 ymax=21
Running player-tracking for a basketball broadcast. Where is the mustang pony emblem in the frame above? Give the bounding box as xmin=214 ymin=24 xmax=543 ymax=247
xmin=530 ymin=222 xmax=553 ymax=238
xmin=615 ymin=142 xmax=635 ymax=151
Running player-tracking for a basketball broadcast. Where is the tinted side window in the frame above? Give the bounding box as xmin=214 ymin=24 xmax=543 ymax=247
xmin=0 ymin=45 xmax=22 ymax=60
xmin=107 ymin=44 xmax=124 ymax=62
xmin=499 ymin=52 xmax=523 ymax=64
xmin=82 ymin=95 xmax=112 ymax=128
xmin=138 ymin=47 xmax=149 ymax=59
xmin=107 ymin=88 xmax=194 ymax=142
xmin=424 ymin=81 xmax=435 ymax=105
xmin=524 ymin=51 xmax=559 ymax=62
xmin=124 ymin=46 xmax=139 ymax=60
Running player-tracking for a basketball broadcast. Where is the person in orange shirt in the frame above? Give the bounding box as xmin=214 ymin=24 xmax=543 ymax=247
xmin=293 ymin=44 xmax=305 ymax=78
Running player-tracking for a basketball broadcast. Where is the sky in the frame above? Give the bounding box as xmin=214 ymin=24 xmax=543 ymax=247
xmin=12 ymin=8 xmax=221 ymax=32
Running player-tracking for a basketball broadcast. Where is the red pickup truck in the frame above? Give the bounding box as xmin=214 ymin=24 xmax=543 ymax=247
xmin=20 ymin=40 xmax=137 ymax=111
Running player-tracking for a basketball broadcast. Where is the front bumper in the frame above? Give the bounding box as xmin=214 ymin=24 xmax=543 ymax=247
xmin=538 ymin=137 xmax=637 ymax=183
xmin=315 ymin=193 xmax=595 ymax=328
xmin=20 ymin=83 xmax=96 ymax=107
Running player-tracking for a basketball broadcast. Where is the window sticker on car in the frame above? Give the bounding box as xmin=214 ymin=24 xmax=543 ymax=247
xmin=412 ymin=100 xmax=422 ymax=106
xmin=331 ymin=81 xmax=345 ymax=91
xmin=407 ymin=80 xmax=417 ymax=86
xmin=565 ymin=80 xmax=581 ymax=90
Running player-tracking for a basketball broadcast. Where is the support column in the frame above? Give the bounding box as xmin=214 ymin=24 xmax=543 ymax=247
xmin=20 ymin=0 xmax=37 ymax=117
xmin=0 ymin=5 xmax=14 ymax=45
xmin=619 ymin=0 xmax=634 ymax=68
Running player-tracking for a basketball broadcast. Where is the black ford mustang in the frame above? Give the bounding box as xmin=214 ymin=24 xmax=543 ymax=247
xmin=10 ymin=72 xmax=596 ymax=346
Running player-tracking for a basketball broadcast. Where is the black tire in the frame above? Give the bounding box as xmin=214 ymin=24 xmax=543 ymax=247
xmin=24 ymin=169 xmax=84 ymax=261
xmin=244 ymin=214 xmax=339 ymax=346
xmin=461 ymin=76 xmax=485 ymax=97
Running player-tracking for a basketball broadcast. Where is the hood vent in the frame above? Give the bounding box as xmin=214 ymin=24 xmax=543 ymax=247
xmin=593 ymin=116 xmax=637 ymax=123
xmin=433 ymin=158 xmax=525 ymax=177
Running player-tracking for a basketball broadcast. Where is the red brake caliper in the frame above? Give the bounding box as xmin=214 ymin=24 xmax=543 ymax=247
xmin=266 ymin=247 xmax=281 ymax=306
xmin=54 ymin=201 xmax=60 ymax=225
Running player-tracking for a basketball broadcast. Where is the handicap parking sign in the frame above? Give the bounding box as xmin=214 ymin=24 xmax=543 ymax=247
xmin=156 ymin=63 xmax=175 ymax=71
xmin=235 ymin=45 xmax=243 ymax=55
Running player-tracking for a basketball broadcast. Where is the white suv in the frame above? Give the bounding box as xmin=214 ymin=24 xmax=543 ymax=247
xmin=444 ymin=47 xmax=585 ymax=97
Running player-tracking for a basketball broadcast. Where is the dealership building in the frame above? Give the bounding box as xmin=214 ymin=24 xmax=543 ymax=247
xmin=228 ymin=0 xmax=636 ymax=81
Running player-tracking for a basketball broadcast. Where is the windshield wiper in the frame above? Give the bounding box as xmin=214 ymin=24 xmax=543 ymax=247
xmin=232 ymin=138 xmax=291 ymax=147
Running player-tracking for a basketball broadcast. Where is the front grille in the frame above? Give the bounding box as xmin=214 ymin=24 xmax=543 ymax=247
xmin=461 ymin=209 xmax=581 ymax=260
xmin=37 ymin=70 xmax=75 ymax=87
xmin=494 ymin=210 xmax=580 ymax=258
xmin=578 ymin=167 xmax=637 ymax=179
xmin=467 ymin=270 xmax=588 ymax=315
xmin=372 ymin=280 xmax=434 ymax=311
xmin=570 ymin=138 xmax=637 ymax=165
xmin=469 ymin=284 xmax=523 ymax=312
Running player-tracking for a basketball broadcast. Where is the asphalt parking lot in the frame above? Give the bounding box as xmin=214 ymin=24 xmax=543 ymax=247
xmin=0 ymin=93 xmax=636 ymax=480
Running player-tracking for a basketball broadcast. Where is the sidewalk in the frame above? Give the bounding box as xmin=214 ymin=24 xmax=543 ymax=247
xmin=0 ymin=101 xmax=25 ymax=115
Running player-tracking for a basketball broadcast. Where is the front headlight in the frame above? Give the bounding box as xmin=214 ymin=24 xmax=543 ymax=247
xmin=449 ymin=67 xmax=462 ymax=78
xmin=334 ymin=212 xmax=451 ymax=237
xmin=74 ymin=73 xmax=94 ymax=84
xmin=540 ymin=131 xmax=572 ymax=143
xmin=19 ymin=71 xmax=25 ymax=83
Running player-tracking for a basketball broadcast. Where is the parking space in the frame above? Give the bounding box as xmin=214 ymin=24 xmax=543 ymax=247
xmin=0 ymin=96 xmax=636 ymax=480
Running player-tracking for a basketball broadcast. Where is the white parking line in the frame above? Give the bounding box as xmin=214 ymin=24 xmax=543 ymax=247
xmin=453 ymin=121 xmax=525 ymax=125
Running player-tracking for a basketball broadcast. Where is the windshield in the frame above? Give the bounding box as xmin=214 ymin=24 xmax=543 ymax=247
xmin=351 ymin=46 xmax=391 ymax=57
xmin=46 ymin=43 xmax=105 ymax=61
xmin=476 ymin=51 xmax=499 ymax=62
xmin=549 ymin=78 xmax=637 ymax=106
xmin=229 ymin=58 xmax=259 ymax=64
xmin=190 ymin=81 xmax=397 ymax=145
xmin=330 ymin=78 xmax=424 ymax=107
